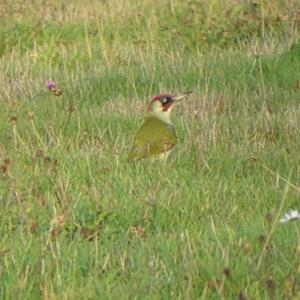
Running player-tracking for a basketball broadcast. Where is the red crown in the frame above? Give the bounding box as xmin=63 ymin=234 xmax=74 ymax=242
xmin=152 ymin=93 xmax=173 ymax=101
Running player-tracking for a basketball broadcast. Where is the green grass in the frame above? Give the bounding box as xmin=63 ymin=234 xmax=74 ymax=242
xmin=1 ymin=0 xmax=300 ymax=299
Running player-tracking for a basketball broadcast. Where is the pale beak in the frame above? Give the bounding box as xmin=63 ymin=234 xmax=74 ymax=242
xmin=173 ymin=90 xmax=193 ymax=104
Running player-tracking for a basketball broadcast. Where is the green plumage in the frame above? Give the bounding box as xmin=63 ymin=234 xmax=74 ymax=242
xmin=129 ymin=116 xmax=177 ymax=161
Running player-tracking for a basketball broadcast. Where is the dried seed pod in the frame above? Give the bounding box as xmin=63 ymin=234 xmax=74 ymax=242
xmin=36 ymin=149 xmax=44 ymax=158
xmin=28 ymin=112 xmax=35 ymax=120
xmin=10 ymin=115 xmax=17 ymax=126
xmin=223 ymin=267 xmax=230 ymax=277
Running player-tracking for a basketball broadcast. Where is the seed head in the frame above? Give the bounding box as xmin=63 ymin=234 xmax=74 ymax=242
xmin=51 ymin=227 xmax=61 ymax=239
xmin=54 ymin=89 xmax=63 ymax=96
xmin=44 ymin=156 xmax=51 ymax=164
xmin=266 ymin=277 xmax=276 ymax=290
xmin=29 ymin=219 xmax=38 ymax=233
xmin=36 ymin=149 xmax=43 ymax=158
xmin=3 ymin=158 xmax=10 ymax=165
xmin=223 ymin=267 xmax=230 ymax=277
xmin=10 ymin=115 xmax=17 ymax=126
xmin=242 ymin=241 xmax=252 ymax=255
xmin=46 ymin=80 xmax=63 ymax=96
xmin=265 ymin=212 xmax=273 ymax=224
xmin=266 ymin=276 xmax=277 ymax=299
xmin=0 ymin=164 xmax=8 ymax=175
xmin=28 ymin=112 xmax=35 ymax=120
xmin=258 ymin=234 xmax=267 ymax=245
xmin=239 ymin=291 xmax=247 ymax=300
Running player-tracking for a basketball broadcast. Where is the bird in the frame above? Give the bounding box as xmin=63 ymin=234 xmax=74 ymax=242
xmin=129 ymin=91 xmax=192 ymax=161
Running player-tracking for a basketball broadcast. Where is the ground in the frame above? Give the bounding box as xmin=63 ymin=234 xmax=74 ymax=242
xmin=1 ymin=1 xmax=300 ymax=299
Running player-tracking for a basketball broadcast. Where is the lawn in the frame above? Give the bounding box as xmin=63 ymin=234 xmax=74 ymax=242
xmin=1 ymin=0 xmax=300 ymax=299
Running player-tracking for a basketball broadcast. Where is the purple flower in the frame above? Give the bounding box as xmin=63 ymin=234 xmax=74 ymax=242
xmin=46 ymin=80 xmax=56 ymax=90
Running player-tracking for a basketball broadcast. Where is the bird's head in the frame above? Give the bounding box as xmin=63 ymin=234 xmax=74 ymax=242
xmin=148 ymin=92 xmax=191 ymax=123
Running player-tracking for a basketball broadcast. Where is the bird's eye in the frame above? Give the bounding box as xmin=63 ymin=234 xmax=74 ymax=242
xmin=161 ymin=97 xmax=167 ymax=103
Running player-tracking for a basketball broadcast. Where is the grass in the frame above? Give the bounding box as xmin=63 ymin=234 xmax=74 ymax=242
xmin=1 ymin=0 xmax=300 ymax=298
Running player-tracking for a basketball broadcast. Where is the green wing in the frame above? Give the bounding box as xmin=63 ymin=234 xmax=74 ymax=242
xmin=129 ymin=116 xmax=177 ymax=161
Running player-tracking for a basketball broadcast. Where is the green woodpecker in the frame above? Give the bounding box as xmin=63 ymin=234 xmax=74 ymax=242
xmin=129 ymin=92 xmax=191 ymax=161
